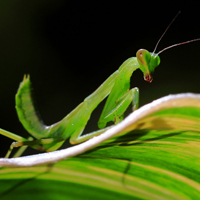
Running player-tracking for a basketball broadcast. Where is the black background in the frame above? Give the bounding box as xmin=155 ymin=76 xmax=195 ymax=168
xmin=0 ymin=1 xmax=200 ymax=156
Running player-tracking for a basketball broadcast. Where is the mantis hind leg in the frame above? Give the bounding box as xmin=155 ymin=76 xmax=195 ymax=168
xmin=5 ymin=137 xmax=64 ymax=158
xmin=69 ymin=126 xmax=112 ymax=144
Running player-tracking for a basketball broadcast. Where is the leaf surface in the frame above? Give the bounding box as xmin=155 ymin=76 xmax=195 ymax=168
xmin=0 ymin=93 xmax=200 ymax=199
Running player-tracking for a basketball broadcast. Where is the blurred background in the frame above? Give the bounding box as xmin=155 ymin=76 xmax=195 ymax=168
xmin=0 ymin=1 xmax=199 ymax=156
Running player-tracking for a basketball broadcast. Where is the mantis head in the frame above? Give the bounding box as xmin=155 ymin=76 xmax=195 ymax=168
xmin=136 ymin=49 xmax=160 ymax=83
xmin=136 ymin=11 xmax=200 ymax=83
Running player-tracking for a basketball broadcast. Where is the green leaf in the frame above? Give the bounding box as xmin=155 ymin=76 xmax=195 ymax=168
xmin=0 ymin=93 xmax=200 ymax=199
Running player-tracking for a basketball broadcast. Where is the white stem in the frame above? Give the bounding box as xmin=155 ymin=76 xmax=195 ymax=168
xmin=0 ymin=93 xmax=200 ymax=167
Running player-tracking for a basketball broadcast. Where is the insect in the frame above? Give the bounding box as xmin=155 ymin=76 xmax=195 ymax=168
xmin=0 ymin=12 xmax=199 ymax=158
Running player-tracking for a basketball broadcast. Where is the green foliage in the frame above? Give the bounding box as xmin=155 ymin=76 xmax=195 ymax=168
xmin=0 ymin=103 xmax=200 ymax=199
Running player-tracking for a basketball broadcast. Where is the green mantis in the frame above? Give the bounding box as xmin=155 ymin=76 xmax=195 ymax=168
xmin=0 ymin=49 xmax=160 ymax=158
xmin=0 ymin=12 xmax=199 ymax=158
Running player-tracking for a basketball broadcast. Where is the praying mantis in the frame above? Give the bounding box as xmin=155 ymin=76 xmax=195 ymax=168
xmin=0 ymin=12 xmax=199 ymax=159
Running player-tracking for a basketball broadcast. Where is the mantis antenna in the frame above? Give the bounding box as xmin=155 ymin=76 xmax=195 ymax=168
xmin=152 ymin=11 xmax=181 ymax=54
xmin=157 ymin=38 xmax=200 ymax=55
xmin=152 ymin=11 xmax=200 ymax=56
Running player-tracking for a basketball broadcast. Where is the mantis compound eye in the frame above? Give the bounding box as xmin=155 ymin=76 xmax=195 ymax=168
xmin=136 ymin=49 xmax=151 ymax=66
